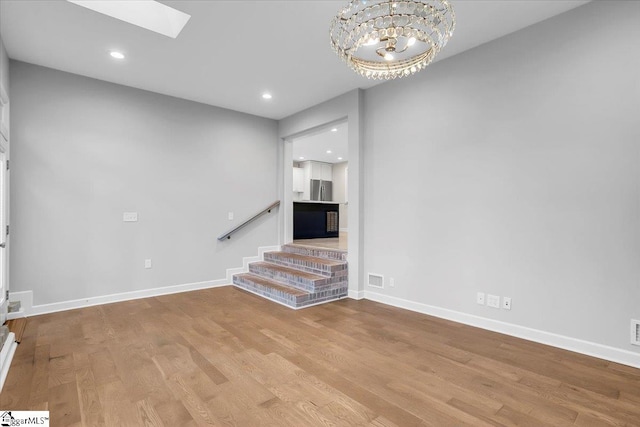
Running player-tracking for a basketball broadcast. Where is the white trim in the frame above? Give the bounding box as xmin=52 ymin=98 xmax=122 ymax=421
xmin=349 ymin=289 xmax=365 ymax=300
xmin=364 ymin=291 xmax=640 ymax=369
xmin=224 ymin=245 xmax=280 ymax=283
xmin=339 ymin=227 xmax=348 ymax=233
xmin=1 ymin=332 xmax=17 ymax=392
xmin=18 ymin=245 xmax=281 ymax=317
xmin=8 ymin=291 xmax=32 ymax=318
xmin=30 ymin=279 xmax=230 ymax=316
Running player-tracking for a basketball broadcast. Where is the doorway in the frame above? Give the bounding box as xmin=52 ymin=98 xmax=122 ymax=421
xmin=290 ymin=121 xmax=348 ymax=251
xmin=278 ymin=89 xmax=363 ymax=299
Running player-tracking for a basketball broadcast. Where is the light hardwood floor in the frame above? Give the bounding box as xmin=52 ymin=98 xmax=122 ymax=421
xmin=2 ymin=286 xmax=639 ymax=426
xmin=294 ymin=231 xmax=348 ymax=251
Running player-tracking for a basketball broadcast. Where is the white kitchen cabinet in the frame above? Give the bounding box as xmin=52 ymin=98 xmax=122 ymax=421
xmin=321 ymin=163 xmax=332 ymax=181
xmin=303 ymin=161 xmax=332 ymax=181
xmin=292 ymin=167 xmax=304 ymax=192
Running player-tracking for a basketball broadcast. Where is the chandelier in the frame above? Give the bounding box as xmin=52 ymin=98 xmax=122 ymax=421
xmin=330 ymin=0 xmax=455 ymax=80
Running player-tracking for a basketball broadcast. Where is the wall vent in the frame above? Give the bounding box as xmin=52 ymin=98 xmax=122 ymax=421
xmin=632 ymin=319 xmax=640 ymax=346
xmin=368 ymin=273 xmax=384 ymax=289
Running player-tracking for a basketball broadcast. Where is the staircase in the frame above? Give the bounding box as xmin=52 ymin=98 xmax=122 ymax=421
xmin=232 ymin=244 xmax=348 ymax=309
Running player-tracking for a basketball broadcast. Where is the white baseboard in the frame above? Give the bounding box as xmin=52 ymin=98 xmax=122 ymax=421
xmin=348 ymin=289 xmax=365 ymax=300
xmin=8 ymin=291 xmax=32 ymax=318
xmin=225 ymin=245 xmax=280 ymax=283
xmin=30 ymin=279 xmax=230 ymax=316
xmin=339 ymin=228 xmax=348 ymax=233
xmin=364 ymin=291 xmax=640 ymax=369
xmin=0 ymin=332 xmax=17 ymax=393
xmin=18 ymin=245 xmax=281 ymax=317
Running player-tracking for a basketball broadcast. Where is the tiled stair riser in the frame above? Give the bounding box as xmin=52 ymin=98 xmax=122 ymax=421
xmin=263 ymin=252 xmax=346 ymax=277
xmin=233 ymin=275 xmax=347 ymax=308
xmin=248 ymin=262 xmax=346 ymax=293
xmin=232 ymin=244 xmax=348 ymax=309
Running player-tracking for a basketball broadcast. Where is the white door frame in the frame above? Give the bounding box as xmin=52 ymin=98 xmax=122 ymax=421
xmin=0 ymin=82 xmax=9 ymax=324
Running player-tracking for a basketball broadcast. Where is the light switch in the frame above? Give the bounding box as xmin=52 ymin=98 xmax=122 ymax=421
xmin=123 ymin=212 xmax=138 ymax=222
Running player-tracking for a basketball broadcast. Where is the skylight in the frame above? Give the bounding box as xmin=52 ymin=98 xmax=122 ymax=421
xmin=67 ymin=0 xmax=191 ymax=39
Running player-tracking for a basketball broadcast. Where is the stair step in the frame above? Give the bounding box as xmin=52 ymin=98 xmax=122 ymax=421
xmin=233 ymin=273 xmax=347 ymax=309
xmin=263 ymin=251 xmax=347 ymax=277
xmin=282 ymin=244 xmax=348 ymax=261
xmin=249 ymin=261 xmax=328 ymax=292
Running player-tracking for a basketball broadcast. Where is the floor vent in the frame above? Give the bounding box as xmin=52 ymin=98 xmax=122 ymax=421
xmin=632 ymin=319 xmax=640 ymax=346
xmin=368 ymin=273 xmax=384 ymax=289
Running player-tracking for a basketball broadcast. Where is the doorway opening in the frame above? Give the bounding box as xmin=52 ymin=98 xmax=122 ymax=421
xmin=290 ymin=121 xmax=348 ymax=251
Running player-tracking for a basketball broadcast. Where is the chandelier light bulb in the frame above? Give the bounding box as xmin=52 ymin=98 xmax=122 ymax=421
xmin=330 ymin=0 xmax=455 ymax=80
xmin=364 ymin=37 xmax=379 ymax=46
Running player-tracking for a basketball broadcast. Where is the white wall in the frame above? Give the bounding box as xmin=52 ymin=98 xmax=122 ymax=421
xmin=332 ymin=161 xmax=348 ymax=230
xmin=10 ymin=61 xmax=279 ymax=306
xmin=363 ymin=1 xmax=640 ymax=357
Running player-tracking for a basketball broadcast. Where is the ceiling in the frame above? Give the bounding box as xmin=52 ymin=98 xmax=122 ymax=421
xmin=0 ymin=0 xmax=590 ymax=120
xmin=293 ymin=121 xmax=348 ymax=165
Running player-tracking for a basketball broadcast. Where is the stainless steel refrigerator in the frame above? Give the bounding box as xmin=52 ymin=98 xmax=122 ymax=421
xmin=310 ymin=179 xmax=332 ymax=201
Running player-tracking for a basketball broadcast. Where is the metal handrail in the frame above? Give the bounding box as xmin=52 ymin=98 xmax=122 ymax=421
xmin=217 ymin=200 xmax=280 ymax=241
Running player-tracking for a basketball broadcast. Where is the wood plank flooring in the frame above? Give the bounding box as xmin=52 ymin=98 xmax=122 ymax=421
xmin=294 ymin=231 xmax=348 ymax=251
xmin=2 ymin=286 xmax=639 ymax=426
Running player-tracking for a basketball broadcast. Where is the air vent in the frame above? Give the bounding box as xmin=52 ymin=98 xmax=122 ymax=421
xmin=368 ymin=273 xmax=384 ymax=289
xmin=632 ymin=319 xmax=640 ymax=346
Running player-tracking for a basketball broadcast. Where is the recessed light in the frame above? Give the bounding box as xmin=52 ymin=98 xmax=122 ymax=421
xmin=110 ymin=51 xmax=125 ymax=59
xmin=299 ymin=156 xmax=305 ymax=160
xmin=331 ymin=128 xmax=338 ymax=132
xmin=262 ymin=93 xmax=272 ymax=100
xmin=338 ymin=157 xmax=343 ymax=160
xmin=326 ymin=150 xmax=332 ymax=154
xmin=68 ymin=0 xmax=190 ymax=39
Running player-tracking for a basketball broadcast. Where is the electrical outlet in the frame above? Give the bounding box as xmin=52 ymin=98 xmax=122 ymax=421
xmin=503 ymin=297 xmax=512 ymax=310
xmin=477 ymin=292 xmax=485 ymax=305
xmin=389 ymin=278 xmax=395 ymax=288
xmin=123 ymin=212 xmax=138 ymax=222
xmin=228 ymin=212 xmax=234 ymax=220
xmin=145 ymin=259 xmax=152 ymax=269
xmin=487 ymin=294 xmax=500 ymax=308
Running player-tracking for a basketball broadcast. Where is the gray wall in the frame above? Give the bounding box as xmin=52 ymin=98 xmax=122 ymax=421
xmin=363 ymin=1 xmax=640 ymax=352
xmin=332 ymin=161 xmax=348 ymax=229
xmin=10 ymin=61 xmax=279 ymax=306
xmin=0 ymin=36 xmax=8 ymax=96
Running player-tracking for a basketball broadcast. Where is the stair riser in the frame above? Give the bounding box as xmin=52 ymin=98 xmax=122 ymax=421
xmin=249 ymin=263 xmax=324 ymax=291
xmin=283 ymin=245 xmax=347 ymax=261
xmin=248 ymin=264 xmax=347 ymax=292
xmin=263 ymin=254 xmax=347 ymax=277
xmin=233 ymin=276 xmax=302 ymax=307
xmin=233 ymin=276 xmax=347 ymax=308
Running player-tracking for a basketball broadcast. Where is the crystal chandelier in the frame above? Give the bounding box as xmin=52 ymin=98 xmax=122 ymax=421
xmin=330 ymin=0 xmax=455 ymax=80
